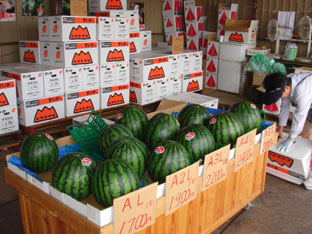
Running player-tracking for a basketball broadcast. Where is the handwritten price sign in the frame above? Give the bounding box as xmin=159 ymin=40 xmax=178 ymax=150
xmin=234 ymin=129 xmax=257 ymax=172
xmin=202 ymin=144 xmax=230 ymax=191
xmin=260 ymin=122 xmax=276 ymax=154
xmin=113 ymin=183 xmax=158 ymax=234
xmin=165 ymin=161 xmax=199 ymax=216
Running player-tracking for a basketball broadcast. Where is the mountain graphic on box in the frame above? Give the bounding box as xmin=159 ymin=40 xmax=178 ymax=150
xmin=130 ymin=90 xmax=137 ymax=103
xmin=74 ymin=99 xmax=94 ymax=113
xmin=106 ymin=0 xmax=123 ymax=9
xmin=69 ymin=26 xmax=91 ymax=40
xmin=107 ymin=93 xmax=125 ymax=106
xmin=148 ymin=66 xmax=165 ymax=80
xmin=228 ymin=32 xmax=244 ymax=43
xmin=187 ymin=80 xmax=200 ymax=92
xmin=130 ymin=42 xmax=137 ymax=53
xmin=268 ymin=151 xmax=294 ymax=168
xmin=34 ymin=106 xmax=58 ymax=123
xmin=72 ymin=51 xmax=93 ymax=65
xmin=0 ymin=92 xmax=9 ymax=106
xmin=23 ymin=50 xmax=36 ymax=63
xmin=107 ymin=49 xmax=125 ymax=62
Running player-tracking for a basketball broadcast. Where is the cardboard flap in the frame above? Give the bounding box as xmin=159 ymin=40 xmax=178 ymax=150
xmin=207 ymin=33 xmax=217 ymax=41
xmin=198 ymin=16 xmax=207 ymax=24
xmin=225 ymin=19 xmax=259 ymax=32
xmin=218 ymin=3 xmax=238 ymax=11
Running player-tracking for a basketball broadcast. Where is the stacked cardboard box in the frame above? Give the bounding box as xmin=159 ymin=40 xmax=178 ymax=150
xmin=217 ymin=3 xmax=238 ymax=41
xmin=205 ymin=34 xmax=220 ymax=90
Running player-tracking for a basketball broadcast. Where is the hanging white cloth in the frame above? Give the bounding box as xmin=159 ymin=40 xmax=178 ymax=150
xmin=278 ymin=11 xmax=296 ymax=40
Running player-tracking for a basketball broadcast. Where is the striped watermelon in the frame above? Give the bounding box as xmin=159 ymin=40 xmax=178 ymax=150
xmin=99 ymin=124 xmax=134 ymax=157
xmin=145 ymin=113 xmax=180 ymax=150
xmin=92 ymin=159 xmax=140 ymax=207
xmin=147 ymin=140 xmax=190 ymax=183
xmin=52 ymin=153 xmax=97 ymax=200
xmin=176 ymin=124 xmax=215 ymax=162
xmin=115 ymin=105 xmax=148 ymax=141
xmin=106 ymin=136 xmax=148 ymax=175
xmin=178 ymin=104 xmax=210 ymax=128
xmin=205 ymin=112 xmax=244 ymax=147
xmin=229 ymin=101 xmax=262 ymax=133
xmin=20 ymin=133 xmax=59 ymax=173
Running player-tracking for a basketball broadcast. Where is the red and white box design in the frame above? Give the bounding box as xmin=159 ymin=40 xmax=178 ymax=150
xmin=168 ymin=54 xmax=182 ymax=76
xmin=201 ymin=31 xmax=216 ymax=59
xmin=140 ymin=31 xmax=152 ymax=52
xmin=205 ymin=72 xmax=218 ymax=89
xmin=65 ymin=89 xmax=100 ymax=117
xmin=184 ymin=1 xmax=203 ymax=22
xmin=224 ymin=20 xmax=259 ymax=44
xmin=163 ymin=15 xmax=185 ymax=33
xmin=19 ymin=41 xmax=40 ymax=64
xmin=88 ymin=0 xmax=127 ymax=13
xmin=217 ymin=25 xmax=225 ymax=40
xmin=100 ymin=64 xmax=116 ymax=88
xmin=114 ymin=18 xmax=130 ymax=40
xmin=168 ymin=75 xmax=182 ymax=96
xmin=186 ymin=36 xmax=202 ymax=51
xmin=40 ymin=42 xmax=52 ymax=66
xmin=38 ymin=16 xmax=50 ymax=41
xmin=82 ymin=65 xmax=100 ymax=90
xmin=181 ymin=52 xmax=194 ymax=74
xmin=64 ymin=67 xmax=83 ymax=93
xmin=100 ymin=84 xmax=129 ymax=109
xmin=129 ymin=32 xmax=141 ymax=54
xmin=162 ymin=0 xmax=183 ymax=16
xmin=0 ymin=78 xmax=16 ymax=107
xmin=110 ymin=10 xmax=139 ymax=32
xmin=18 ymin=95 xmax=65 ymax=126
xmin=0 ymin=105 xmax=18 ymax=134
xmin=218 ymin=3 xmax=238 ymax=26
xmin=99 ymin=41 xmax=129 ymax=64
xmin=207 ymin=41 xmax=220 ymax=58
xmin=53 ymin=41 xmax=98 ymax=67
xmin=49 ymin=16 xmax=96 ymax=42
xmin=96 ymin=17 xmax=115 ymax=41
xmin=206 ymin=58 xmax=219 ymax=73
xmin=182 ymin=71 xmax=203 ymax=93
xmin=115 ymin=62 xmax=129 ymax=85
xmin=192 ymin=51 xmax=203 ymax=72
xmin=130 ymin=81 xmax=156 ymax=105
xmin=262 ymin=99 xmax=282 ymax=115
xmin=156 ymin=78 xmax=169 ymax=100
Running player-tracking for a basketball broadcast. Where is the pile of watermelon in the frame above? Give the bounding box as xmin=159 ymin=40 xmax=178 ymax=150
xmin=19 ymin=101 xmax=262 ymax=208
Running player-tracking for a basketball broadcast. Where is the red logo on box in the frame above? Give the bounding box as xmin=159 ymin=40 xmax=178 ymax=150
xmin=187 ymin=80 xmax=199 ymax=92
xmin=228 ymin=32 xmax=244 ymax=43
xmin=0 ymin=93 xmax=9 ymax=106
xmin=130 ymin=90 xmax=137 ymax=103
xmin=107 ymin=49 xmax=125 ymax=62
xmin=105 ymin=0 xmax=123 ymax=9
xmin=72 ymin=51 xmax=93 ymax=65
xmin=74 ymin=99 xmax=94 ymax=113
xmin=130 ymin=42 xmax=137 ymax=53
xmin=23 ymin=50 xmax=36 ymax=63
xmin=107 ymin=93 xmax=125 ymax=106
xmin=34 ymin=106 xmax=58 ymax=123
xmin=69 ymin=26 xmax=91 ymax=40
xmin=268 ymin=152 xmax=294 ymax=168
xmin=148 ymin=67 xmax=165 ymax=80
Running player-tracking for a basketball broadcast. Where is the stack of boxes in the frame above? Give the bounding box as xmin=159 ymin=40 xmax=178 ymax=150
xmin=205 ymin=35 xmax=220 ymax=90
xmin=162 ymin=0 xmax=185 ymax=42
xmin=217 ymin=3 xmax=238 ymax=41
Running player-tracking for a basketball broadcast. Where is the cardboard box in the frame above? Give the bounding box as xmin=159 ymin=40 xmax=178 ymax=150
xmin=207 ymin=40 xmax=220 ymax=58
xmin=115 ymin=62 xmax=129 ymax=85
xmin=110 ymin=10 xmax=140 ymax=32
xmin=247 ymin=48 xmax=271 ymax=56
xmin=219 ymin=42 xmax=256 ymax=62
xmin=295 ymin=67 xmax=312 ymax=73
xmin=218 ymin=3 xmax=238 ymax=26
xmin=18 ymin=95 xmax=65 ymax=126
xmin=130 ymin=81 xmax=156 ymax=105
xmin=186 ymin=36 xmax=201 ymax=51
xmin=201 ymin=32 xmax=216 ymax=59
xmin=129 ymin=32 xmax=141 ymax=54
xmin=0 ymin=77 xmax=16 ymax=107
xmin=53 ymin=41 xmax=99 ymax=67
xmin=88 ymin=0 xmax=127 ymax=13
xmin=40 ymin=42 xmax=52 ymax=66
xmin=64 ymin=67 xmax=83 ymax=93
xmin=217 ymin=60 xmax=242 ymax=94
xmin=253 ymin=71 xmax=266 ymax=86
xmin=49 ymin=16 xmax=96 ymax=42
xmin=224 ymin=19 xmax=258 ymax=44
xmin=206 ymin=58 xmax=219 ymax=73
xmin=130 ymin=53 xmax=169 ymax=83
xmin=100 ymin=85 xmax=129 ymax=109
xmin=163 ymin=15 xmax=185 ymax=32
xmin=65 ymin=89 xmax=100 ymax=117
xmin=168 ymin=75 xmax=182 ymax=96
xmin=205 ymin=72 xmax=217 ymax=89
xmin=19 ymin=41 xmax=40 ymax=64
xmin=99 ymin=41 xmax=129 ymax=64
xmin=182 ymin=71 xmax=203 ymax=93
xmin=184 ymin=1 xmax=203 ymax=22
xmin=192 ymin=51 xmax=203 ymax=72
xmin=99 ymin=64 xmax=116 ymax=88
xmin=38 ymin=16 xmax=50 ymax=41
xmin=186 ymin=18 xmax=206 ymax=37
xmin=267 ymin=135 xmax=312 ymax=184
xmin=166 ymin=92 xmax=218 ymax=108
xmin=82 ymin=65 xmax=100 ymax=90
xmin=156 ymin=78 xmax=169 ymax=100
xmin=0 ymin=63 xmax=32 ymax=72
xmin=96 ymin=17 xmax=115 ymax=41
xmin=1 ymin=67 xmax=44 ymax=101
xmin=162 ymin=0 xmax=183 ymax=17
xmin=114 ymin=18 xmax=130 ymax=40
xmin=140 ymin=31 xmax=152 ymax=52
xmin=168 ymin=54 xmax=182 ymax=76
xmin=0 ymin=105 xmax=18 ymax=135
xmin=181 ymin=52 xmax=193 ymax=74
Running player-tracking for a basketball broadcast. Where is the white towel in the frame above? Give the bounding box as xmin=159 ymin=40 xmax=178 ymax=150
xmin=278 ymin=11 xmax=295 ymax=40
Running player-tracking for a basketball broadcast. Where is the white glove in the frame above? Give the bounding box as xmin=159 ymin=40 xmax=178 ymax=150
xmin=276 ymin=139 xmax=293 ymax=152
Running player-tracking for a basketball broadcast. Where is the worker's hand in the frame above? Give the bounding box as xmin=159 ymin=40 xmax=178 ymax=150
xmin=278 ymin=126 xmax=284 ymax=139
xmin=276 ymin=138 xmax=293 ymax=152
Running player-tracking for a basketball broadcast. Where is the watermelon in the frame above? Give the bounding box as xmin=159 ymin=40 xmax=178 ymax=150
xmin=52 ymin=153 xmax=97 ymax=200
xmin=115 ymin=105 xmax=148 ymax=141
xmin=229 ymin=101 xmax=262 ymax=133
xmin=92 ymin=159 xmax=140 ymax=207
xmin=205 ymin=112 xmax=244 ymax=147
xmin=247 ymin=85 xmax=263 ymax=105
xmin=106 ymin=136 xmax=148 ymax=175
xmin=145 ymin=113 xmax=180 ymax=150
xmin=20 ymin=133 xmax=59 ymax=173
xmin=147 ymin=140 xmax=190 ymax=183
xmin=178 ymin=104 xmax=210 ymax=128
xmin=99 ymin=124 xmax=134 ymax=156
xmin=176 ymin=124 xmax=215 ymax=162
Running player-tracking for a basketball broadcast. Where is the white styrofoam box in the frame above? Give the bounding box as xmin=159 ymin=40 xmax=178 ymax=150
xmin=186 ymin=36 xmax=201 ymax=51
xmin=219 ymin=42 xmax=256 ymax=62
xmin=0 ymin=105 xmax=18 ymax=135
xmin=218 ymin=3 xmax=238 ymax=25
xmin=130 ymin=81 xmax=156 ymax=105
xmin=129 ymin=32 xmax=141 ymax=54
xmin=18 ymin=95 xmax=65 ymax=126
xmin=88 ymin=0 xmax=127 ymax=13
xmin=82 ymin=65 xmax=100 ymax=90
xmin=49 ymin=16 xmax=96 ymax=42
xmin=267 ymin=134 xmax=312 ymax=184
xmin=162 ymin=0 xmax=183 ymax=16
xmin=19 ymin=41 xmax=40 ymax=64
xmin=64 ymin=67 xmax=83 ymax=93
xmin=224 ymin=20 xmax=258 ymax=44
xmin=181 ymin=52 xmax=193 ymax=74
xmin=40 ymin=42 xmax=52 ymax=66
xmin=182 ymin=71 xmax=203 ymax=93
xmin=110 ymin=10 xmax=140 ymax=32
xmin=1 ymin=67 xmax=44 ymax=101
xmin=205 ymin=72 xmax=218 ymax=89
xmin=207 ymin=41 xmax=220 ymax=58
xmin=53 ymin=41 xmax=98 ymax=67
xmin=156 ymin=78 xmax=169 ymax=100
xmin=8 ymin=162 xmax=27 ymax=180
xmin=65 ymin=89 xmax=100 ymax=117
xmin=130 ymin=53 xmax=169 ymax=83
xmin=99 ymin=63 xmax=116 ymax=87
xmin=115 ymin=62 xmax=129 ymax=85
xmin=49 ymin=185 xmax=65 ymax=204
xmin=140 ymin=31 xmax=152 ymax=52
xmin=168 ymin=75 xmax=182 ymax=96
xmin=262 ymin=99 xmax=282 ymax=115
xmin=114 ymin=18 xmax=130 ymax=40
xmin=217 ymin=60 xmax=242 ymax=94
xmin=96 ymin=17 xmax=115 ymax=41
xmin=100 ymin=84 xmax=129 ymax=109
xmin=166 ymin=92 xmax=218 ymax=108
xmin=99 ymin=41 xmax=129 ymax=64
xmin=192 ymin=51 xmax=203 ymax=72
xmin=38 ymin=16 xmax=50 ymax=41
xmin=0 ymin=77 xmax=16 ymax=107
xmin=206 ymin=58 xmax=219 ymax=73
